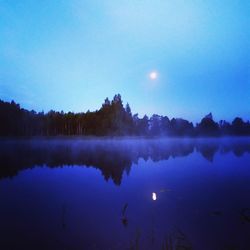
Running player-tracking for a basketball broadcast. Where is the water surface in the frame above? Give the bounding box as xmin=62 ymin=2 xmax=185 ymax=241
xmin=0 ymin=138 xmax=250 ymax=250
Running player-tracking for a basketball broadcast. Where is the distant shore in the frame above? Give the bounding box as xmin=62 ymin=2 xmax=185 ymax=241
xmin=1 ymin=96 xmax=250 ymax=137
xmin=1 ymin=135 xmax=250 ymax=140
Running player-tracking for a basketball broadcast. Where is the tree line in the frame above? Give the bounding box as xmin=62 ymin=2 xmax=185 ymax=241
xmin=0 ymin=94 xmax=249 ymax=136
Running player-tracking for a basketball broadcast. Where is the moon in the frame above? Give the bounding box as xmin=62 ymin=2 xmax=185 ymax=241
xmin=149 ymin=71 xmax=158 ymax=80
xmin=152 ymin=192 xmax=157 ymax=201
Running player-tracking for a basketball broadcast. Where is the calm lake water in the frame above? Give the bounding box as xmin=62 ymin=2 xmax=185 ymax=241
xmin=0 ymin=138 xmax=250 ymax=250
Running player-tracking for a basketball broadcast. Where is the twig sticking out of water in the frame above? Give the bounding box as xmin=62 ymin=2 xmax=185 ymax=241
xmin=121 ymin=203 xmax=128 ymax=227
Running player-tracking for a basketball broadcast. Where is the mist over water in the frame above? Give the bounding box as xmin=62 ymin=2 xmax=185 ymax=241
xmin=0 ymin=137 xmax=250 ymax=249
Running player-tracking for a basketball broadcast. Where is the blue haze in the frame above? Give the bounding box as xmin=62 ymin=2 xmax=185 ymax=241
xmin=0 ymin=0 xmax=249 ymax=122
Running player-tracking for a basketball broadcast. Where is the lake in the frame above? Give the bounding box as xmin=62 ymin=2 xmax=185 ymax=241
xmin=0 ymin=138 xmax=250 ymax=250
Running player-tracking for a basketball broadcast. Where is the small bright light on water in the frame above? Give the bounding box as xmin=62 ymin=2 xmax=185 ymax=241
xmin=149 ymin=71 xmax=158 ymax=80
xmin=152 ymin=192 xmax=157 ymax=201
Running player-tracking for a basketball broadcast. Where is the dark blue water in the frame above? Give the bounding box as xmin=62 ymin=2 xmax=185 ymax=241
xmin=0 ymin=138 xmax=250 ymax=250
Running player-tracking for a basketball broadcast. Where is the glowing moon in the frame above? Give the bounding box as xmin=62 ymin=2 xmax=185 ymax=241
xmin=152 ymin=192 xmax=157 ymax=201
xmin=149 ymin=71 xmax=158 ymax=80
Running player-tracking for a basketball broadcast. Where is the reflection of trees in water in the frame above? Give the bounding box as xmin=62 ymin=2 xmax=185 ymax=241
xmin=0 ymin=139 xmax=249 ymax=185
xmin=196 ymin=143 xmax=219 ymax=162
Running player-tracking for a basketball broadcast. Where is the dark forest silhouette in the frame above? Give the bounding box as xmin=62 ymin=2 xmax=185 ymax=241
xmin=1 ymin=138 xmax=249 ymax=185
xmin=0 ymin=94 xmax=250 ymax=136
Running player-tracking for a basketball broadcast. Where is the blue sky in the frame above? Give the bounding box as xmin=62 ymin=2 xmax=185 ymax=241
xmin=0 ymin=0 xmax=249 ymax=122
